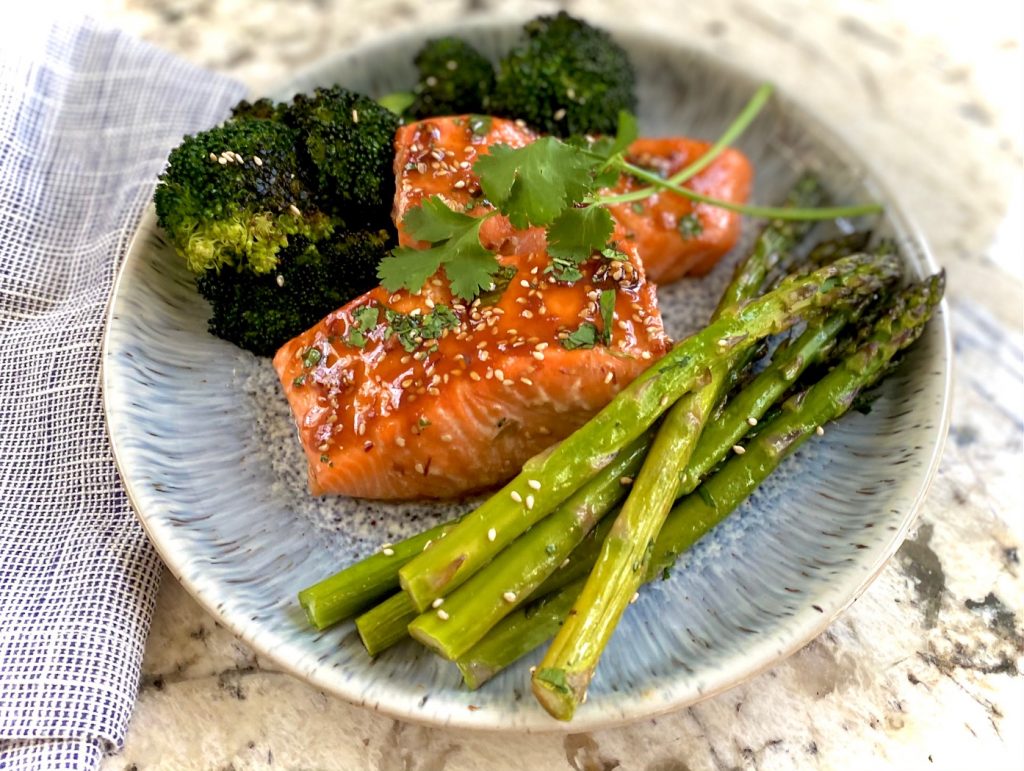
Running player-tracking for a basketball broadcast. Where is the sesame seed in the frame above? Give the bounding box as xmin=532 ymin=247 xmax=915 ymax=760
xmin=351 ymin=109 xmax=359 ymax=123
xmin=436 ymin=609 xmax=449 ymax=621
xmin=525 ymin=495 xmax=535 ymax=510
xmin=641 ymin=351 xmax=652 ymax=360
xmin=502 ymin=379 xmax=514 ymax=386
xmin=561 ymin=557 xmax=570 ymax=568
xmin=218 ymin=156 xmax=228 ymax=165
xmin=208 ymin=152 xmax=217 ymax=162
xmin=432 ymin=597 xmax=444 ymax=608
xmin=620 ymin=476 xmax=634 ymax=486
xmin=469 ymin=371 xmax=481 ymax=381
xmin=276 ymin=274 xmax=285 ymax=287
xmin=363 ymin=441 xmax=374 ymax=451
xmin=554 ymin=108 xmax=567 ymax=121
xmin=519 ymin=279 xmax=530 ymax=288
xmin=487 ymin=528 xmax=496 ymax=542
xmin=289 ymin=204 xmax=302 ymax=217
xmin=532 ymin=351 xmax=545 ymax=361
xmin=538 ymin=426 xmax=551 ymax=435
xmin=478 ymin=350 xmax=489 ymax=361
xmin=441 ymin=433 xmax=453 ymax=442
xmin=520 ymin=377 xmax=533 ymax=386
xmin=503 ymin=591 xmax=517 ymax=603
xmin=511 ymin=490 xmax=523 ymax=503
xmin=816 ymin=425 xmax=825 ymax=436
xmin=425 ymin=297 xmax=435 ymax=308
xmin=535 ymin=342 xmax=549 ymax=351
xmin=494 ymin=369 xmax=505 ymax=381
xmin=414 ymin=462 xmax=426 ymax=474
xmin=733 ymin=445 xmax=746 ymax=455
xmin=604 ymin=371 xmax=614 ymax=384
xmin=423 ymin=539 xmax=433 ymax=551
xmin=747 ymin=417 xmax=758 ymax=426
xmin=630 ymin=591 xmax=639 ymax=604
xmin=530 ymin=666 xmax=537 ymax=674
xmin=453 ymin=180 xmax=466 ymax=189
xmin=395 ymin=436 xmax=406 ymax=447
xmin=253 ymin=155 xmax=263 ymax=167
xmin=317 ymin=443 xmax=329 ymax=452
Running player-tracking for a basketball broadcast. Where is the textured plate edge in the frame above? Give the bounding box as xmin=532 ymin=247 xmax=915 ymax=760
xmin=99 ymin=17 xmax=954 ymax=733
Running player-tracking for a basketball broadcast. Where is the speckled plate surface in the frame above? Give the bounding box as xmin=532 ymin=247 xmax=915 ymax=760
xmin=102 ymin=20 xmax=951 ymax=732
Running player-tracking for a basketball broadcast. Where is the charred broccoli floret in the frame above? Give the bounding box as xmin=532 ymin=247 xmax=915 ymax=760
xmin=408 ymin=37 xmax=495 ymax=119
xmin=283 ymin=86 xmax=399 ymax=215
xmin=153 ymin=119 xmax=334 ymax=275
xmin=230 ymin=97 xmax=287 ymax=122
xmin=195 ymin=228 xmax=393 ymax=356
xmin=491 ymin=12 xmax=637 ymax=137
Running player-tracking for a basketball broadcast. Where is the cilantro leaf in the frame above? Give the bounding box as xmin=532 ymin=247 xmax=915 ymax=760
xmin=403 ymin=196 xmax=480 ymax=242
xmin=475 ymin=138 xmax=600 ymax=228
xmin=546 ymin=206 xmax=615 ymax=262
xmin=347 ymin=304 xmax=380 ymax=348
xmin=377 ymin=197 xmax=500 ymax=300
xmin=562 ymin=322 xmax=599 ymax=350
xmin=599 ymin=289 xmax=616 ymax=345
xmin=377 ymin=245 xmax=445 ymax=294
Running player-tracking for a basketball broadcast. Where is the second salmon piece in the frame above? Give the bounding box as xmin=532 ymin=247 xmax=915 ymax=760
xmin=274 ymin=116 xmax=670 ymax=499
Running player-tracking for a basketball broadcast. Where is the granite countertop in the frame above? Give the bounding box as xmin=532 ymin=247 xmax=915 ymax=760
xmin=97 ymin=1 xmax=1023 ymax=768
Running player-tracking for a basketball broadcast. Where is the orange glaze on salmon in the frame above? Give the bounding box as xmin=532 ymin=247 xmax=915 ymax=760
xmin=608 ymin=138 xmax=753 ymax=284
xmin=274 ymin=116 xmax=670 ymax=499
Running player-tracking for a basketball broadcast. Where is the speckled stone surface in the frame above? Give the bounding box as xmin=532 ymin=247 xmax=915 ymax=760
xmin=96 ymin=1 xmax=1023 ymax=768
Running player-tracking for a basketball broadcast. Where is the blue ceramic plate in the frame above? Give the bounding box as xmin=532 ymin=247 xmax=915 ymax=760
xmin=102 ymin=20 xmax=951 ymax=731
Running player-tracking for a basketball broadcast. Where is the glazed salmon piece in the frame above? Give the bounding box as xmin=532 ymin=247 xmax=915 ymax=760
xmin=608 ymin=138 xmax=753 ymax=284
xmin=274 ymin=116 xmax=670 ymax=500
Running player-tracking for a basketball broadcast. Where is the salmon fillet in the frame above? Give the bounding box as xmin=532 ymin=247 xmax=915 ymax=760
xmin=608 ymin=138 xmax=753 ymax=284
xmin=273 ymin=116 xmax=670 ymax=499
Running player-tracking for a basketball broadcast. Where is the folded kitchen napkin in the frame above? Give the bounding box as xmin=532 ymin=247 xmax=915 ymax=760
xmin=0 ymin=17 xmax=245 ymax=769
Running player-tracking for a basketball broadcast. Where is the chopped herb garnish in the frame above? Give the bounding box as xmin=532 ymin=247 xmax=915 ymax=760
xmin=477 ymin=264 xmax=517 ymax=305
xmin=292 ymin=375 xmax=306 ymax=387
xmin=599 ymin=289 xmax=616 ymax=345
xmin=468 ymin=114 xmax=492 ymax=137
xmin=630 ymin=202 xmax=645 ymax=214
xmin=600 ymin=245 xmax=629 ymax=262
xmin=384 ymin=304 xmax=459 ymax=352
xmin=319 ymin=454 xmax=329 ymax=463
xmin=546 ymin=257 xmax=584 ymax=284
xmin=347 ymin=304 xmax=380 ymax=348
xmin=546 ymin=544 xmax=558 ymax=555
xmin=678 ymin=212 xmax=704 ymax=240
xmin=562 ymin=322 xmax=599 ymax=350
xmin=418 ymin=417 xmax=431 ymax=428
xmin=302 ymin=347 xmax=322 ymax=368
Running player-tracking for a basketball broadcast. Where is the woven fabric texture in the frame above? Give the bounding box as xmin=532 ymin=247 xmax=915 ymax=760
xmin=0 ymin=18 xmax=245 ymax=769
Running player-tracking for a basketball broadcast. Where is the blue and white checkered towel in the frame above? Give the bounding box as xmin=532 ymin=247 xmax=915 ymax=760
xmin=0 ymin=17 xmax=245 ymax=770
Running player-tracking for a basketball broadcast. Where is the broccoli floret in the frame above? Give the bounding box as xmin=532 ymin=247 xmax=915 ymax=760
xmin=195 ymin=228 xmax=393 ymax=356
xmin=230 ymin=98 xmax=287 ymax=122
xmin=284 ymin=86 xmax=399 ymax=214
xmin=490 ymin=12 xmax=637 ymax=137
xmin=154 ymin=119 xmax=334 ymax=275
xmin=407 ymin=37 xmax=495 ymax=119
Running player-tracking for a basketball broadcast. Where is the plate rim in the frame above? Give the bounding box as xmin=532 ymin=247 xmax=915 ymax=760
xmin=101 ymin=17 xmax=953 ymax=733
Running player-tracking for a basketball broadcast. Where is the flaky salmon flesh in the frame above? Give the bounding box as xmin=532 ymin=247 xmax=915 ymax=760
xmin=274 ymin=116 xmax=751 ymax=499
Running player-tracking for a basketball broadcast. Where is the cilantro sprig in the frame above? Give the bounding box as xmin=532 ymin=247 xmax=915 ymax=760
xmin=378 ymin=82 xmax=883 ymax=301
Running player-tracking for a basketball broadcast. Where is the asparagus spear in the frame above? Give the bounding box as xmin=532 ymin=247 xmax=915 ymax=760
xmin=407 ymin=434 xmax=651 ymax=660
xmin=357 ymin=515 xmax=619 ymax=658
xmin=398 ymin=252 xmax=900 ymax=612
xmin=458 ymin=577 xmax=587 ymax=691
xmin=529 ymin=274 xmax=943 ymax=718
xmin=355 ymin=590 xmax=418 ymax=656
xmin=298 ymin=518 xmax=460 ymax=630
